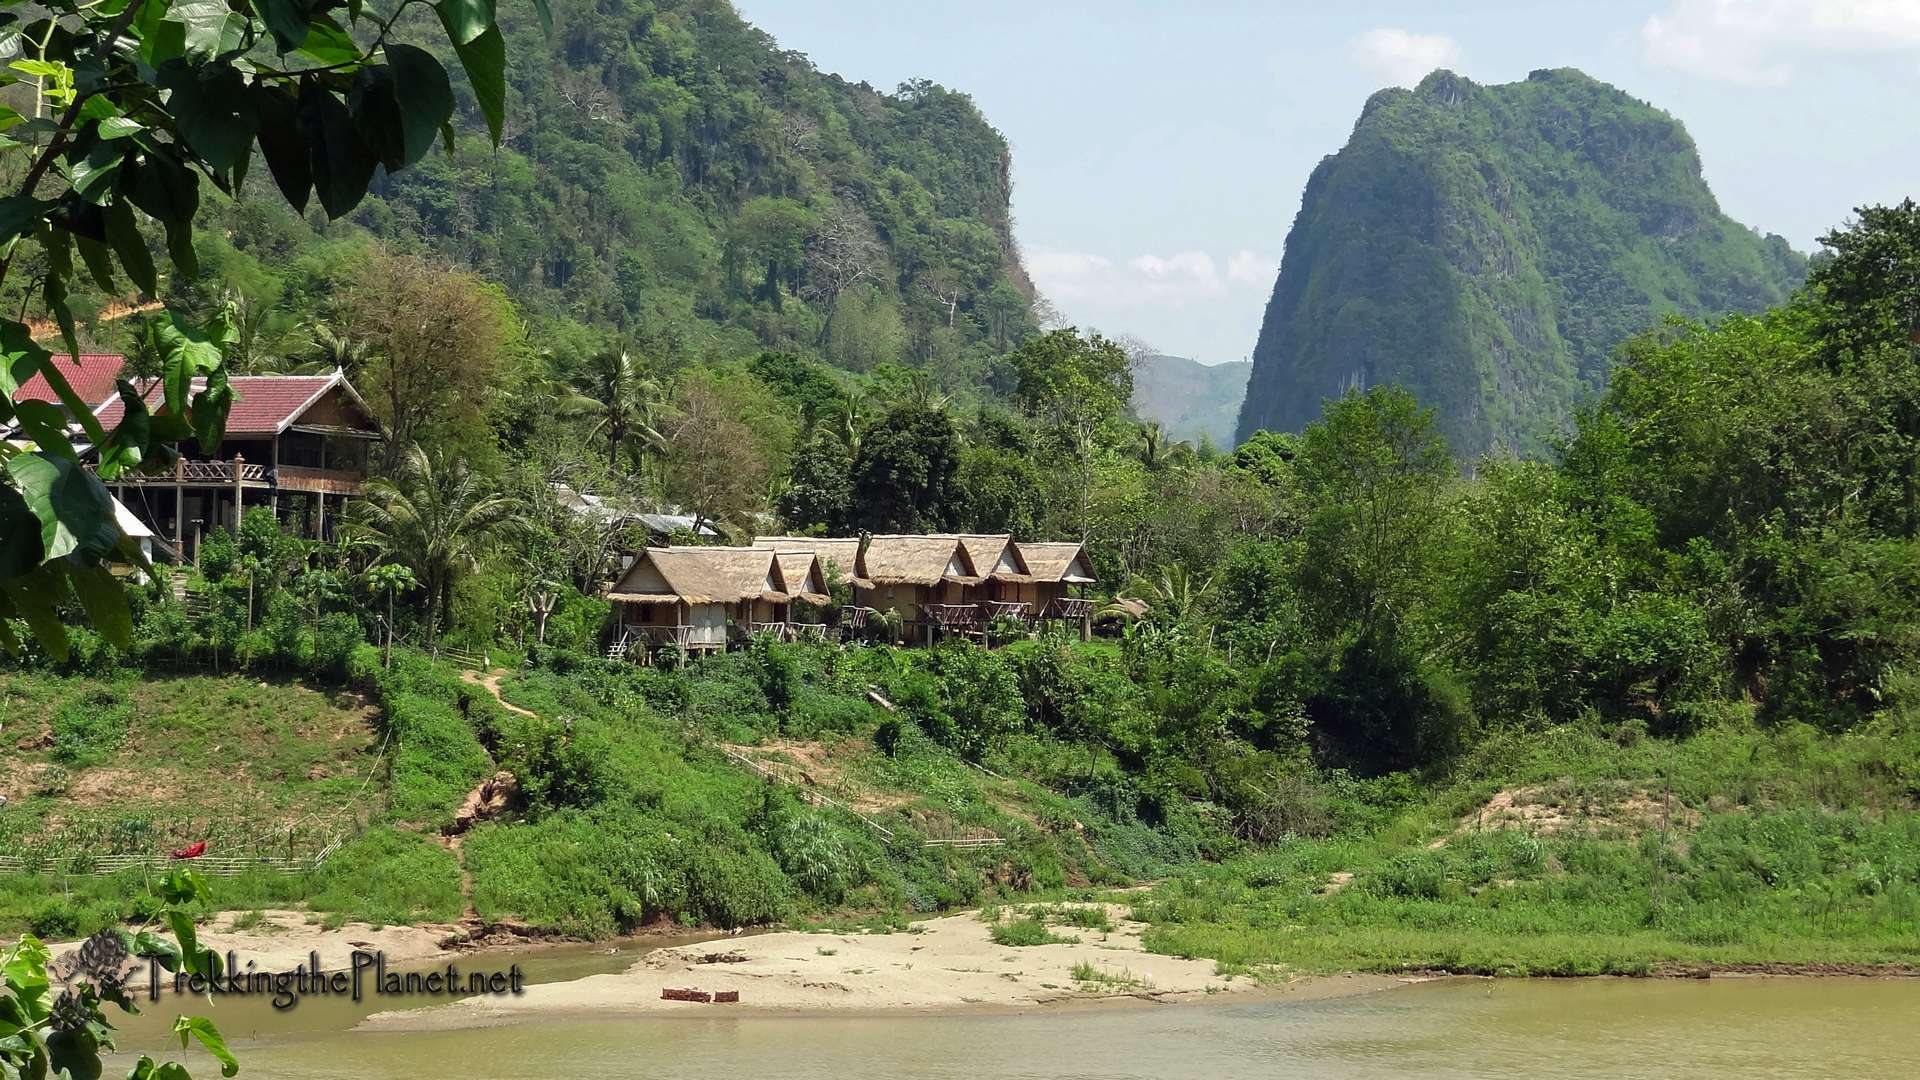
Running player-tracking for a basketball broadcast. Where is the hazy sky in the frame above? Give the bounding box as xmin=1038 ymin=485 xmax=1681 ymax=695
xmin=736 ymin=0 xmax=1920 ymax=364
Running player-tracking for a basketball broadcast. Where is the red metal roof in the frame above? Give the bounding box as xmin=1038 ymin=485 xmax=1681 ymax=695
xmin=95 ymin=374 xmax=347 ymax=436
xmin=16 ymin=353 xmax=126 ymax=409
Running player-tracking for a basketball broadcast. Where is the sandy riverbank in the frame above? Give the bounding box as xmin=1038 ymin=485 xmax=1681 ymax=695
xmin=45 ymin=908 xmax=462 ymax=975
xmin=361 ymin=904 xmax=1412 ymax=1029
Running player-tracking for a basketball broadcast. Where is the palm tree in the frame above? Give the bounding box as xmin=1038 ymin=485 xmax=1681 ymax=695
xmin=838 ymin=386 xmax=869 ymax=458
xmin=227 ymin=292 xmax=313 ymax=373
xmin=1119 ymin=564 xmax=1215 ymax=628
xmin=572 ymin=349 xmax=669 ymax=471
xmin=342 ymin=446 xmax=522 ymax=642
xmin=1137 ymin=422 xmax=1195 ymax=471
xmin=897 ymin=371 xmax=951 ymax=414
xmin=305 ymin=322 xmax=369 ymax=373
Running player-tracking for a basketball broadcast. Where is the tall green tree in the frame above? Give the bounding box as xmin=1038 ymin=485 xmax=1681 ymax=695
xmin=571 ymin=348 xmax=668 ymax=470
xmin=1294 ymin=387 xmax=1455 ymax=641
xmin=848 ymin=404 xmax=961 ymax=532
xmin=344 ymin=446 xmax=522 ymax=641
xmin=1007 ymin=328 xmax=1134 ymax=453
xmin=1809 ymin=200 xmax=1920 ymax=360
xmin=0 ymin=0 xmax=528 ymax=658
xmin=778 ymin=430 xmax=853 ymax=532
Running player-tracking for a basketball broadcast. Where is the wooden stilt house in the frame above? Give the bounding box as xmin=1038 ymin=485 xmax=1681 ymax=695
xmin=605 ymin=546 xmax=827 ymax=660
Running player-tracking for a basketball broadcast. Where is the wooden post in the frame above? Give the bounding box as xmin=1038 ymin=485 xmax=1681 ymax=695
xmin=269 ymin=439 xmax=279 ymax=517
xmin=230 ymin=453 xmax=245 ymax=527
xmin=173 ymin=466 xmax=184 ymax=552
xmin=316 ymin=491 xmax=327 ymax=540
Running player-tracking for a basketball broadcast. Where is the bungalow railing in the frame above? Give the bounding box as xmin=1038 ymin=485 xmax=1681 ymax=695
xmin=983 ymin=600 xmax=1031 ymax=621
xmin=620 ymin=623 xmax=692 ymax=647
xmin=748 ymin=621 xmax=795 ymax=641
xmin=87 ymin=459 xmax=361 ymax=492
xmin=922 ymin=603 xmax=983 ymax=628
xmin=1043 ymin=597 xmax=1096 ymax=620
xmin=90 ymin=459 xmax=268 ymax=484
xmin=273 ymin=464 xmax=364 ymax=494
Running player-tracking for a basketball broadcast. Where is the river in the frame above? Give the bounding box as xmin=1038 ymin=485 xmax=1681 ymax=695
xmin=102 ymin=950 xmax=1920 ymax=1078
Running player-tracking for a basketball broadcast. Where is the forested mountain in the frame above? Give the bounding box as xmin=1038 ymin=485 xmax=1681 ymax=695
xmin=1130 ymin=354 xmax=1249 ymax=449
xmin=166 ymin=0 xmax=1036 ymax=387
xmin=1236 ymin=68 xmax=1806 ymax=455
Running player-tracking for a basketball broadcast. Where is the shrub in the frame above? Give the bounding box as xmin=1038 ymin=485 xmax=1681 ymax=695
xmin=313 ymin=612 xmax=364 ymax=677
xmin=683 ymin=844 xmax=789 ymax=929
xmin=769 ymin=811 xmax=871 ymax=905
xmin=308 ymin=827 xmax=465 ymax=924
xmin=1364 ymin=851 xmax=1451 ymax=901
xmin=51 ymin=687 xmax=132 ymax=767
xmin=894 ymin=643 xmax=1024 ymax=760
xmin=28 ymin=899 xmax=81 ymax=939
xmin=989 ymin=916 xmax=1074 ymax=946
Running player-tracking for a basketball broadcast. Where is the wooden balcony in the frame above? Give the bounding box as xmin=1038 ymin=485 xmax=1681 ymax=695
xmin=748 ymin=621 xmax=795 ymax=641
xmin=1043 ymin=597 xmax=1096 ymax=620
xmin=922 ymin=603 xmax=983 ymax=628
xmin=983 ymin=600 xmax=1031 ymax=621
xmin=275 ymin=465 xmax=364 ymax=495
xmin=89 ymin=459 xmax=362 ymax=495
xmin=619 ymin=623 xmax=691 ymax=648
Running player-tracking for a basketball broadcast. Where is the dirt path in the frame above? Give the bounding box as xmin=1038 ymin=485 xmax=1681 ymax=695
xmin=444 ymin=668 xmax=536 ymax=923
xmin=462 ymin=668 xmax=537 ymax=718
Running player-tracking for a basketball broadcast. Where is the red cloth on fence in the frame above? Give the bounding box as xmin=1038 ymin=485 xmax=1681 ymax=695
xmin=169 ymin=840 xmax=207 ymax=860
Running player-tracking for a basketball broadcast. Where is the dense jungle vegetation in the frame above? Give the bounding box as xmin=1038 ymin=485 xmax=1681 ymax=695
xmin=9 ymin=200 xmax=1920 ymax=978
xmin=28 ymin=0 xmax=1041 ymax=400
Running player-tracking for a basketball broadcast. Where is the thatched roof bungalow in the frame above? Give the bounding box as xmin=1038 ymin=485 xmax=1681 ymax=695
xmin=933 ymin=534 xmax=1030 ymax=583
xmin=847 ymin=534 xmax=980 ymax=638
xmin=768 ymin=551 xmax=831 ymax=606
xmin=607 ymin=546 xmax=826 ymax=657
xmin=752 ymin=535 xmax=862 ymax=586
xmin=1013 ymin=541 xmax=1098 ymax=633
xmin=1018 ymin=542 xmax=1096 ymax=586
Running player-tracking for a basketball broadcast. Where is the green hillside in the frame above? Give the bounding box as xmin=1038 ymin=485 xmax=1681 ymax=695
xmin=1236 ymin=68 xmax=1806 ymax=455
xmin=1131 ymin=354 xmax=1249 ymax=449
xmin=116 ymin=0 xmax=1039 ymax=389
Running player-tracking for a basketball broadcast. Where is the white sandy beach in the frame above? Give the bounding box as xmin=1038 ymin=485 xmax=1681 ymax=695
xmin=361 ymin=904 xmax=1406 ymax=1028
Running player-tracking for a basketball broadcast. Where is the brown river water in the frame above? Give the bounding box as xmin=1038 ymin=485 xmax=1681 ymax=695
xmin=101 ymin=945 xmax=1920 ymax=1078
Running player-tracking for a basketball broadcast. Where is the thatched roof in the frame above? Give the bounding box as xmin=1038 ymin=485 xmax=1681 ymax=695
xmin=859 ymin=534 xmax=978 ymax=587
xmin=770 ymin=550 xmax=831 ymax=605
xmin=606 ymin=546 xmax=784 ymax=605
xmin=753 ymin=536 xmax=860 ymax=578
xmin=1018 ymin=541 xmax=1096 ymax=584
xmin=932 ymin=534 xmax=1031 ymax=583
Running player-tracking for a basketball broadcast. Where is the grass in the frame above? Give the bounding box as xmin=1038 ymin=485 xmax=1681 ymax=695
xmin=0 ymin=669 xmax=382 ymax=861
xmin=1054 ymin=904 xmax=1114 ymax=932
xmin=18 ymin=641 xmax=1920 ymax=979
xmin=990 ymin=916 xmax=1078 ymax=947
xmin=1071 ymin=961 xmax=1146 ymax=989
xmin=1136 ymin=717 xmax=1920 ymax=977
xmin=0 ymin=644 xmax=1210 ymax=937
